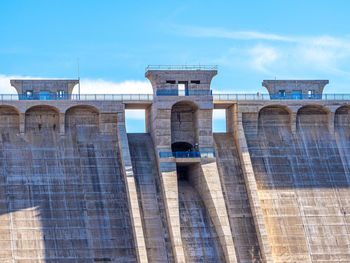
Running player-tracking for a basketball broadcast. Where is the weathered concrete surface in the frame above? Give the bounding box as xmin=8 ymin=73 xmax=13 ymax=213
xmin=242 ymin=104 xmax=350 ymax=263
xmin=0 ymin=105 xmax=137 ymax=262
xmin=128 ymin=133 xmax=174 ymax=263
xmin=214 ymin=133 xmax=262 ymax=262
xmin=117 ymin=125 xmax=148 ymax=263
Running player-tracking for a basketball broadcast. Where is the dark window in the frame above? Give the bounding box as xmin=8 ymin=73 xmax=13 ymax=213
xmin=191 ymin=80 xmax=200 ymax=84
xmin=166 ymin=80 xmax=176 ymax=84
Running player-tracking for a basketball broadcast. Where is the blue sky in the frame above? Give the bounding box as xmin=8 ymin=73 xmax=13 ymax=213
xmin=1 ymin=0 xmax=350 ymax=131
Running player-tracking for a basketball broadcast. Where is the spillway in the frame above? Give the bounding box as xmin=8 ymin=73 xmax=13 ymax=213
xmin=127 ymin=133 xmax=174 ymax=263
xmin=243 ymin=105 xmax=350 ymax=263
xmin=0 ymin=106 xmax=136 ymax=262
xmin=177 ymin=164 xmax=225 ymax=263
xmin=214 ymin=133 xmax=262 ymax=263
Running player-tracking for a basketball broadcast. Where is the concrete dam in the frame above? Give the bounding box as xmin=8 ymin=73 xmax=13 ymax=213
xmin=0 ymin=68 xmax=350 ymax=262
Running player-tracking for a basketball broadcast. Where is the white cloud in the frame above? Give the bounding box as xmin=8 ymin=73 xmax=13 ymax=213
xmin=171 ymin=25 xmax=292 ymax=42
xmin=74 ymin=79 xmax=152 ymax=94
xmin=125 ymin=110 xmax=145 ymax=120
xmin=213 ymin=109 xmax=225 ymax=120
xmin=248 ymin=45 xmax=279 ymax=74
xmin=175 ymin=25 xmax=350 ymax=75
xmin=0 ymin=74 xmax=153 ymax=94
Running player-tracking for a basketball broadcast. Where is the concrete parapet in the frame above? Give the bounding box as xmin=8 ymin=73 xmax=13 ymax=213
xmin=231 ymin=107 xmax=274 ymax=263
xmin=116 ymin=121 xmax=148 ymax=263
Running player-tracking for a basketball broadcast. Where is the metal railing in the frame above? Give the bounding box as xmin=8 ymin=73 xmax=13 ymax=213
xmin=0 ymin=94 xmax=154 ymax=101
xmin=146 ymin=65 xmax=218 ymax=71
xmin=156 ymin=90 xmax=212 ymax=96
xmin=159 ymin=151 xmax=215 ymax=158
xmin=212 ymin=93 xmax=350 ymax=100
xmin=1 ymin=93 xmax=350 ymax=101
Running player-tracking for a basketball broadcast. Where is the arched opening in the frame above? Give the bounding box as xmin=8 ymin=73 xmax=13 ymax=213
xmin=0 ymin=106 xmax=20 ymax=131
xmin=258 ymin=105 xmax=291 ymax=132
xmin=171 ymin=141 xmax=194 ymax=152
xmin=335 ymin=106 xmax=350 ymax=128
xmin=25 ymin=106 xmax=59 ymax=133
xmin=65 ymin=105 xmax=99 ymax=134
xmin=297 ymin=105 xmax=329 ymax=129
xmin=171 ymin=101 xmax=199 ymax=148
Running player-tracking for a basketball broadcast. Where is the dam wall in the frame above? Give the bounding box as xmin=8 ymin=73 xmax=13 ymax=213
xmin=240 ymin=102 xmax=350 ymax=263
xmin=2 ymin=73 xmax=350 ymax=262
xmin=0 ymin=104 xmax=136 ymax=262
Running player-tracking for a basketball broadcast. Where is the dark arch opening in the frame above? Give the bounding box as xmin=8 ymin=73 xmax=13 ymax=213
xmin=25 ymin=106 xmax=59 ymax=133
xmin=335 ymin=106 xmax=350 ymax=128
xmin=65 ymin=105 xmax=99 ymax=134
xmin=258 ymin=105 xmax=291 ymax=132
xmin=297 ymin=105 xmax=329 ymax=129
xmin=171 ymin=101 xmax=199 ymax=147
xmin=171 ymin=141 xmax=194 ymax=152
xmin=0 ymin=106 xmax=20 ymax=131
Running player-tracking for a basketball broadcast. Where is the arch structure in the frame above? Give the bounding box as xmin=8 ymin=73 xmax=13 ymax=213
xmin=65 ymin=105 xmax=100 ymax=134
xmin=25 ymin=105 xmax=60 ymax=133
xmin=0 ymin=106 xmax=20 ymax=132
xmin=335 ymin=105 xmax=350 ymax=128
xmin=296 ymin=105 xmax=330 ymax=130
xmin=171 ymin=101 xmax=199 ymax=151
xmin=258 ymin=105 xmax=292 ymax=133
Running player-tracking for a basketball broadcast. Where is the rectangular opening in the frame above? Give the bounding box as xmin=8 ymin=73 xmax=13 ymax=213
xmin=213 ymin=109 xmax=226 ymax=132
xmin=178 ymin=81 xmax=188 ymax=96
xmin=125 ymin=110 xmax=145 ymax=133
xmin=178 ymin=84 xmax=186 ymax=96
xmin=166 ymin=80 xmax=176 ymax=84
xmin=190 ymin=80 xmax=200 ymax=84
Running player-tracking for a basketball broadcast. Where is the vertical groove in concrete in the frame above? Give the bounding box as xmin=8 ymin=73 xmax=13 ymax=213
xmin=199 ymin=161 xmax=238 ymax=263
xmin=128 ymin=133 xmax=174 ymax=263
xmin=117 ymin=125 xmax=148 ymax=263
xmin=158 ymin=161 xmax=186 ymax=263
xmin=214 ymin=132 xmax=262 ymax=263
xmin=176 ymin=162 xmax=227 ymax=262
xmin=178 ymin=179 xmax=225 ymax=262
xmin=233 ymin=110 xmax=274 ymax=263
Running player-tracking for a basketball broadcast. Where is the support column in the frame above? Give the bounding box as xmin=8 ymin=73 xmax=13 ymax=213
xmin=158 ymin=161 xmax=186 ymax=263
xmin=232 ymin=107 xmax=274 ymax=263
xmin=59 ymin=113 xmax=65 ymax=135
xmin=19 ymin=113 xmax=25 ymax=135
xmin=329 ymin=111 xmax=335 ymax=134
xmin=117 ymin=121 xmax=148 ymax=263
xmin=291 ymin=112 xmax=297 ymax=134
xmin=200 ymin=160 xmax=238 ymax=263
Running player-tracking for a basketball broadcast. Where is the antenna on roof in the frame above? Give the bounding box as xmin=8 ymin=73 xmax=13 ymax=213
xmin=77 ymin=58 xmax=80 ymax=99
